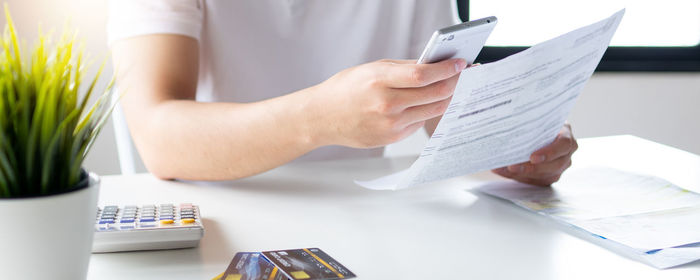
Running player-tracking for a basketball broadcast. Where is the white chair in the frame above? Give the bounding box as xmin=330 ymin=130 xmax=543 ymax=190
xmin=111 ymin=91 xmax=141 ymax=174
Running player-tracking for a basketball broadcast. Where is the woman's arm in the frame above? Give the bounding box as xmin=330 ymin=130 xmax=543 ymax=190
xmin=112 ymin=34 xmax=465 ymax=180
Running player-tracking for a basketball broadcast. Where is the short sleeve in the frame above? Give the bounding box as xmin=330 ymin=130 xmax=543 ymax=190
xmin=107 ymin=0 xmax=204 ymax=46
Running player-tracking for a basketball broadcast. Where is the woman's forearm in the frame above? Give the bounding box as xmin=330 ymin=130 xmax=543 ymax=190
xmin=130 ymin=89 xmax=321 ymax=180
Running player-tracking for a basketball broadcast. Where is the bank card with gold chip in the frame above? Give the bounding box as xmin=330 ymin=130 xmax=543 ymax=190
xmin=261 ymin=248 xmax=356 ymax=280
xmin=216 ymin=252 xmax=288 ymax=280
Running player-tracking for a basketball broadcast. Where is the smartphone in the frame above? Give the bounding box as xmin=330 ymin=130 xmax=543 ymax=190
xmin=417 ymin=16 xmax=498 ymax=65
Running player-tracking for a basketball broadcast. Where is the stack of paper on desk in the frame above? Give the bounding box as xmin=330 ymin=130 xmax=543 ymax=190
xmin=357 ymin=10 xmax=625 ymax=190
xmin=480 ymin=167 xmax=700 ymax=269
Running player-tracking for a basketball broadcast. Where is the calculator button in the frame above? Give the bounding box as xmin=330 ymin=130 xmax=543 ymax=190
xmin=159 ymin=219 xmax=174 ymax=225
xmin=181 ymin=218 xmax=195 ymax=224
xmin=120 ymin=219 xmax=135 ymax=223
xmin=180 ymin=215 xmax=195 ymax=219
xmin=98 ymin=219 xmax=115 ymax=224
xmin=139 ymin=218 xmax=156 ymax=222
xmin=159 ymin=216 xmax=174 ymax=220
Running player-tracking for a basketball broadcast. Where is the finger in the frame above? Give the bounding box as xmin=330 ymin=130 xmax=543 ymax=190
xmin=380 ymin=59 xmax=418 ymax=64
xmin=391 ymin=74 xmax=460 ymax=108
xmin=492 ymin=167 xmax=560 ymax=187
xmin=398 ymin=97 xmax=452 ymax=127
xmin=380 ymin=58 xmax=466 ymax=88
xmin=394 ymin=121 xmax=426 ymax=142
xmin=515 ymin=174 xmax=561 ymax=187
xmin=492 ymin=167 xmax=517 ymax=179
xmin=511 ymin=156 xmax=573 ymax=178
xmin=530 ymin=125 xmax=577 ymax=164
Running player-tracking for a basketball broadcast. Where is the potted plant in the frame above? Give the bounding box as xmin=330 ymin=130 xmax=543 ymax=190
xmin=0 ymin=6 xmax=115 ymax=279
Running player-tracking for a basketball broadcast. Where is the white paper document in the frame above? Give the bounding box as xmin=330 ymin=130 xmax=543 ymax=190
xmin=480 ymin=167 xmax=700 ymax=269
xmin=479 ymin=167 xmax=700 ymax=221
xmin=357 ymin=10 xmax=625 ymax=190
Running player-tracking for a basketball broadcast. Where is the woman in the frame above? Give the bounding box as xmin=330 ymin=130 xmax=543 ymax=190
xmin=108 ymin=0 xmax=576 ymax=185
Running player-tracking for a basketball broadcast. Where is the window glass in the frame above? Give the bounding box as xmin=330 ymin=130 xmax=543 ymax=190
xmin=470 ymin=0 xmax=700 ymax=47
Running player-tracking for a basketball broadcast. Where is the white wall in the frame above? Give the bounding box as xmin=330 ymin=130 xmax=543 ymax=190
xmin=6 ymin=0 xmax=700 ymax=176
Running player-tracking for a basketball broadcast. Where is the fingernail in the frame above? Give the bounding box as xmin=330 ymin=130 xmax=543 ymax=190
xmin=454 ymin=59 xmax=467 ymax=72
xmin=532 ymin=155 xmax=546 ymax=164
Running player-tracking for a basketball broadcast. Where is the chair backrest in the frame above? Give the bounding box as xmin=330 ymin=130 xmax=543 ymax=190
xmin=111 ymin=92 xmax=140 ymax=174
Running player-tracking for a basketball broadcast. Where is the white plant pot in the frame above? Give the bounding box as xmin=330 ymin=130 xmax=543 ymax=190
xmin=0 ymin=171 xmax=100 ymax=279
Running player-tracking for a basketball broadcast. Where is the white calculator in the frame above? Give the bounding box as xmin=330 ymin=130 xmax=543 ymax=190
xmin=92 ymin=203 xmax=204 ymax=253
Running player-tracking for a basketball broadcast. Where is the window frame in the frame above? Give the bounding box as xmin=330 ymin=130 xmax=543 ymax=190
xmin=457 ymin=0 xmax=700 ymax=71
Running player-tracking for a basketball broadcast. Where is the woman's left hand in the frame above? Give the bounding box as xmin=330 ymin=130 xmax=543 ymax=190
xmin=492 ymin=123 xmax=578 ymax=186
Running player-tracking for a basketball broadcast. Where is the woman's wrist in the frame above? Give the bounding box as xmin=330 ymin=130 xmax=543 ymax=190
xmin=287 ymin=85 xmax=330 ymax=150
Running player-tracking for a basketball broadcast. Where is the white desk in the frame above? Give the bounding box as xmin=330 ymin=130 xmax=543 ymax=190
xmin=88 ymin=135 xmax=700 ymax=279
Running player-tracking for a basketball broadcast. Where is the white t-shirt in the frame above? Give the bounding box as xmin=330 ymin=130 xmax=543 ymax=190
xmin=108 ymin=0 xmax=457 ymax=161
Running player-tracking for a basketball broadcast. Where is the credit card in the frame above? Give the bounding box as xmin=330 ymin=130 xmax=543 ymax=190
xmin=221 ymin=252 xmax=288 ymax=280
xmin=262 ymin=248 xmax=356 ymax=280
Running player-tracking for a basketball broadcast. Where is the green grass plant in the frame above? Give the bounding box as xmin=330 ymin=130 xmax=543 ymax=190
xmin=0 ymin=5 xmax=115 ymax=198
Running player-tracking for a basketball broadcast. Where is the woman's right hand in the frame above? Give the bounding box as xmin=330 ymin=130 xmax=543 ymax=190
xmin=307 ymin=58 xmax=466 ymax=148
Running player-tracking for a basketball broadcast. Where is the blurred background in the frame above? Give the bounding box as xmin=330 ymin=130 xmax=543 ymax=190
xmin=3 ymin=0 xmax=699 ymax=176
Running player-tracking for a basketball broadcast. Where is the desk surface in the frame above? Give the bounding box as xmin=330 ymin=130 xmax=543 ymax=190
xmin=88 ymin=135 xmax=700 ymax=279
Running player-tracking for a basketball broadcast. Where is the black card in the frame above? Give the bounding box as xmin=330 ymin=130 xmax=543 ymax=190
xmin=262 ymin=248 xmax=356 ymax=280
